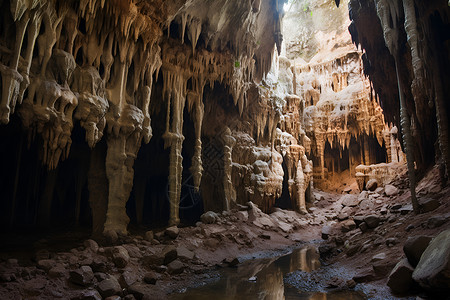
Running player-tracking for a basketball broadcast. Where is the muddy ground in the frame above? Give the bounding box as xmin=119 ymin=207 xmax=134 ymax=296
xmin=0 ymin=164 xmax=449 ymax=299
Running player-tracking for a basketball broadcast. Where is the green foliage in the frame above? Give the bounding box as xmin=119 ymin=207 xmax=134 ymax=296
xmin=234 ymin=61 xmax=240 ymax=68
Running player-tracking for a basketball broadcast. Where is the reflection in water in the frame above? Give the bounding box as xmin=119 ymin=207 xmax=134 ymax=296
xmin=170 ymin=246 xmax=366 ymax=300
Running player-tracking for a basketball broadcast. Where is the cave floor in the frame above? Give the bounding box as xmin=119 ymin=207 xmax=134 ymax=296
xmin=0 ymin=165 xmax=449 ymax=300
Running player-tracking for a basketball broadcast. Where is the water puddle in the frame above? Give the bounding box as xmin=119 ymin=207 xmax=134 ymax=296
xmin=170 ymin=245 xmax=366 ymax=300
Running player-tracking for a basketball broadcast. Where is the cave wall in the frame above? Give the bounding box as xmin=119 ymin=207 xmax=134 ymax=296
xmin=348 ymin=0 xmax=450 ymax=182
xmin=282 ymin=0 xmax=402 ymax=190
xmin=0 ymin=0 xmax=289 ymax=234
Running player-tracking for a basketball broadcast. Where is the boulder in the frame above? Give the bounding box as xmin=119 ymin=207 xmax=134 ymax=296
xmin=321 ymin=225 xmax=332 ymax=240
xmin=119 ymin=271 xmax=138 ymax=288
xmin=48 ymin=266 xmax=66 ymax=278
xmin=143 ymin=272 xmax=158 ymax=284
xmin=112 ymin=246 xmax=130 ymax=268
xmin=167 ymin=260 xmax=184 ymax=274
xmin=384 ymin=184 xmax=398 ymax=197
xmin=412 ymin=229 xmax=450 ymax=290
xmin=176 ymin=246 xmax=195 ymax=261
xmin=84 ymin=240 xmax=99 ymax=253
xmin=403 ymin=236 xmax=432 ymax=267
xmin=341 ymin=219 xmax=356 ymax=232
xmin=144 ymin=231 xmax=154 ymax=242
xmin=201 ymin=211 xmax=218 ymax=224
xmin=37 ymin=259 xmax=56 ymax=272
xmin=364 ymin=215 xmax=380 ymax=229
xmin=69 ymin=266 xmax=94 ymax=286
xmin=418 ymin=197 xmax=440 ymax=213
xmin=426 ymin=215 xmax=447 ymax=229
xmin=341 ymin=194 xmax=360 ymax=207
xmin=97 ymin=277 xmax=122 ymax=298
xmin=162 ymin=245 xmax=178 ymax=265
xmin=387 ymin=258 xmax=414 ymax=294
xmin=165 ymin=226 xmax=179 ymax=239
xmin=366 ymin=179 xmax=378 ymax=191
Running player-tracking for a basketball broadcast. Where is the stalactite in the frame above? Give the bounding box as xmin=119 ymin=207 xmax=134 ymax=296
xmin=375 ymin=0 xmax=418 ymax=212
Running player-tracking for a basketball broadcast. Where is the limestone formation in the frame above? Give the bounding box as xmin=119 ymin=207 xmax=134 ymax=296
xmin=283 ymin=0 xmax=400 ymax=189
xmin=0 ymin=0 xmax=286 ymax=232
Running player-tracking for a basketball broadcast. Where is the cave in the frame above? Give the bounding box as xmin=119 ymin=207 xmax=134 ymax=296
xmin=0 ymin=0 xmax=449 ymax=299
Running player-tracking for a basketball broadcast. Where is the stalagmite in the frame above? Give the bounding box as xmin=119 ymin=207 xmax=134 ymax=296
xmin=222 ymin=127 xmax=236 ymax=211
xmin=296 ymin=160 xmax=307 ymax=214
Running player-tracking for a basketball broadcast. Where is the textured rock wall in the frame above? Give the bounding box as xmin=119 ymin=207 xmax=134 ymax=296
xmin=0 ymin=0 xmax=287 ymax=233
xmin=283 ymin=0 xmax=402 ymax=189
xmin=348 ymin=0 xmax=450 ymax=182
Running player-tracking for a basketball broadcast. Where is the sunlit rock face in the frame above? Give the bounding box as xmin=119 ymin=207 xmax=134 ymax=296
xmin=0 ymin=0 xmax=287 ymax=233
xmin=281 ymin=0 xmax=402 ymax=190
xmin=348 ymin=0 xmax=450 ymax=181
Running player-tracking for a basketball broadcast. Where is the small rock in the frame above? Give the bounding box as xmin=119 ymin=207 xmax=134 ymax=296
xmin=403 ymin=236 xmax=432 ymax=267
xmin=163 ymin=245 xmax=178 ymax=265
xmin=418 ymin=197 xmax=440 ymax=213
xmin=259 ymin=233 xmax=271 ymax=240
xmin=359 ymin=222 xmax=368 ymax=233
xmin=386 ymin=237 xmax=399 ymax=246
xmin=201 ymin=211 xmax=218 ymax=224
xmin=405 ymin=224 xmax=414 ymax=232
xmin=167 ymin=260 xmax=184 ymax=274
xmin=165 ymin=226 xmax=179 ymax=239
xmin=412 ymin=229 xmax=450 ymax=290
xmin=69 ymin=266 xmax=94 ymax=286
xmin=105 ymin=296 xmax=121 ymax=300
xmin=248 ymin=276 xmax=257 ymax=281
xmin=400 ymin=204 xmax=413 ymax=215
xmin=387 ymin=258 xmax=414 ymax=294
xmin=49 ymin=266 xmax=66 ymax=278
xmin=353 ymin=216 xmax=365 ymax=226
xmin=224 ymin=257 xmax=241 ymax=267
xmin=176 ymin=246 xmax=195 ymax=261
xmin=426 ymin=215 xmax=447 ymax=229
xmin=353 ymin=270 xmax=375 ymax=283
xmin=373 ymin=260 xmax=396 ymax=276
xmin=391 ymin=203 xmax=402 ymax=210
xmin=97 ymin=277 xmax=121 ymax=298
xmin=366 ymin=179 xmax=378 ymax=191
xmin=94 ymin=272 xmax=107 ymax=282
xmin=384 ymin=185 xmax=398 ymax=197
xmin=364 ymin=215 xmax=380 ymax=229
xmin=358 ymin=191 xmax=369 ymax=201
xmin=341 ymin=194 xmax=360 ymax=207
xmin=37 ymin=259 xmax=56 ymax=272
xmin=76 ymin=289 xmax=102 ymax=300
xmin=144 ymin=231 xmax=154 ymax=242
xmin=104 ymin=230 xmax=118 ymax=245
xmin=341 ymin=219 xmax=356 ymax=232
xmin=119 ymin=271 xmax=138 ymax=288
xmin=371 ymin=253 xmax=386 ymax=262
xmin=321 ymin=225 xmax=332 ymax=240
xmin=84 ymin=240 xmax=99 ymax=253
xmin=143 ymin=272 xmax=158 ymax=284
xmin=154 ymin=231 xmax=165 ymax=241
xmin=346 ymin=279 xmax=356 ymax=289
xmin=112 ymin=246 xmax=130 ymax=268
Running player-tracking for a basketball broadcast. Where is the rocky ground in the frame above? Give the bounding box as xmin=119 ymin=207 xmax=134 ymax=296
xmin=0 ymin=164 xmax=449 ymax=300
